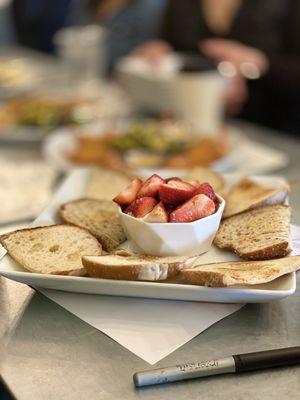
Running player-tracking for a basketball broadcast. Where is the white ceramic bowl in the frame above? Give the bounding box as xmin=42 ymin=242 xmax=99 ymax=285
xmin=119 ymin=194 xmax=225 ymax=257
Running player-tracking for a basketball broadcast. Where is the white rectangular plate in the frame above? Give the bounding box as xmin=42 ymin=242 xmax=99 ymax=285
xmin=0 ymin=168 xmax=297 ymax=303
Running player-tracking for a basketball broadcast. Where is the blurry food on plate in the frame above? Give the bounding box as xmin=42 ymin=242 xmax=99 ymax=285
xmin=0 ymin=59 xmax=31 ymax=87
xmin=67 ymin=121 xmax=229 ymax=169
xmin=112 ymin=122 xmax=190 ymax=159
xmin=0 ymin=96 xmax=92 ymax=128
xmin=66 ymin=133 xmax=124 ymax=169
xmin=0 ymin=90 xmax=130 ymax=130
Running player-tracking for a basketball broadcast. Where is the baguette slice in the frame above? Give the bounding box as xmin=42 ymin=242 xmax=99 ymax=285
xmin=85 ymin=167 xmax=132 ymax=200
xmin=181 ymin=256 xmax=300 ymax=287
xmin=60 ymin=198 xmax=126 ymax=252
xmin=223 ymin=177 xmax=289 ymax=218
xmin=82 ymin=254 xmax=200 ymax=281
xmin=183 ymin=167 xmax=226 ymax=195
xmin=0 ymin=225 xmax=102 ymax=275
xmin=214 ymin=205 xmax=291 ymax=260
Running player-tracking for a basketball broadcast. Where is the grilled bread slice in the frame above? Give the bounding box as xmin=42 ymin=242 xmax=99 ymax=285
xmin=223 ymin=177 xmax=289 ymax=218
xmin=181 ymin=256 xmax=300 ymax=287
xmin=82 ymin=254 xmax=200 ymax=281
xmin=85 ymin=167 xmax=132 ymax=200
xmin=0 ymin=224 xmax=102 ymax=275
xmin=60 ymin=198 xmax=126 ymax=252
xmin=214 ymin=205 xmax=291 ymax=260
xmin=183 ymin=167 xmax=226 ymax=195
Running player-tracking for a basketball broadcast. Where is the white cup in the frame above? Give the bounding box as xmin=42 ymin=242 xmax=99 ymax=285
xmin=170 ymin=71 xmax=225 ymax=135
xmin=54 ymin=25 xmax=107 ymax=87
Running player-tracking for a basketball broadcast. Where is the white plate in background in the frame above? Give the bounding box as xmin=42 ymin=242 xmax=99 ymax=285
xmin=42 ymin=124 xmax=289 ymax=175
xmin=42 ymin=127 xmax=251 ymax=176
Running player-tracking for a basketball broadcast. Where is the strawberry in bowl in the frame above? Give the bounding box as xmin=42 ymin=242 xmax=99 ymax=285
xmin=113 ymin=174 xmax=225 ymax=256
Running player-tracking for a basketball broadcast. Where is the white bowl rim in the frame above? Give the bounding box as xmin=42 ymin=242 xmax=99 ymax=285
xmin=118 ymin=193 xmax=225 ymax=226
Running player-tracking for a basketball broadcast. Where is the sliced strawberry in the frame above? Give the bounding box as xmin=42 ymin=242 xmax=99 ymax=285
xmin=113 ymin=178 xmax=142 ymax=205
xmin=168 ymin=179 xmax=195 ymax=190
xmin=194 ymin=182 xmax=218 ymax=204
xmin=125 ymin=197 xmax=157 ymax=218
xmin=169 ymin=194 xmax=216 ymax=223
xmin=137 ymin=174 xmax=165 ymax=198
xmin=159 ymin=179 xmax=195 ymax=206
xmin=165 ymin=177 xmax=182 ymax=183
xmin=143 ymin=201 xmax=168 ymax=223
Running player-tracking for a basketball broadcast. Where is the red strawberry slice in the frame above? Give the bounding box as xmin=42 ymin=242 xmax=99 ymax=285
xmin=168 ymin=179 xmax=195 ymax=190
xmin=143 ymin=201 xmax=168 ymax=223
xmin=194 ymin=182 xmax=218 ymax=204
xmin=137 ymin=174 xmax=165 ymax=198
xmin=125 ymin=197 xmax=157 ymax=218
xmin=159 ymin=179 xmax=195 ymax=206
xmin=113 ymin=178 xmax=142 ymax=205
xmin=165 ymin=177 xmax=182 ymax=183
xmin=169 ymin=194 xmax=216 ymax=223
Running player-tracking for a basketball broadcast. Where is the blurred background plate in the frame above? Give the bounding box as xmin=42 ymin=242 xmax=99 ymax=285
xmin=42 ymin=124 xmax=289 ymax=176
xmin=0 ymin=126 xmax=52 ymax=144
xmin=42 ymin=123 xmax=242 ymax=173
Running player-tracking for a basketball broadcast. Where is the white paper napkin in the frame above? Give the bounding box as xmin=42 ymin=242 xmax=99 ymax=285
xmin=38 ymin=225 xmax=300 ymax=365
xmin=40 ymin=289 xmax=243 ymax=365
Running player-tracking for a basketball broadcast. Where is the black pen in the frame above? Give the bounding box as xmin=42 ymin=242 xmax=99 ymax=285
xmin=134 ymin=347 xmax=300 ymax=387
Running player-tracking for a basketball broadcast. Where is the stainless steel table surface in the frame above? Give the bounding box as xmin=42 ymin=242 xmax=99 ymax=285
xmin=0 ymin=122 xmax=300 ymax=400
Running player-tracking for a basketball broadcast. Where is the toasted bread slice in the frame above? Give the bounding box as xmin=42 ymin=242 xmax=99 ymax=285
xmin=223 ymin=177 xmax=289 ymax=218
xmin=0 ymin=225 xmax=102 ymax=275
xmin=85 ymin=167 xmax=132 ymax=200
xmin=181 ymin=256 xmax=300 ymax=287
xmin=82 ymin=254 xmax=200 ymax=281
xmin=214 ymin=205 xmax=291 ymax=260
xmin=60 ymin=198 xmax=126 ymax=252
xmin=183 ymin=167 xmax=226 ymax=196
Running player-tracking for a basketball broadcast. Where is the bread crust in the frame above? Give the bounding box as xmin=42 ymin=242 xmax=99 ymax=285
xmin=82 ymin=255 xmax=197 ymax=281
xmin=214 ymin=204 xmax=291 ymax=260
xmin=237 ymin=242 xmax=291 ymax=260
xmin=181 ymin=256 xmax=300 ymax=287
xmin=0 ymin=223 xmax=99 ymax=244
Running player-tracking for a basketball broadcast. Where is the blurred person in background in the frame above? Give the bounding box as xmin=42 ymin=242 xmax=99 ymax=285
xmin=11 ymin=0 xmax=167 ymax=74
xmin=132 ymin=0 xmax=300 ymax=135
xmin=69 ymin=0 xmax=167 ymax=73
xmin=12 ymin=0 xmax=72 ymax=53
xmin=0 ymin=0 xmax=15 ymax=45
